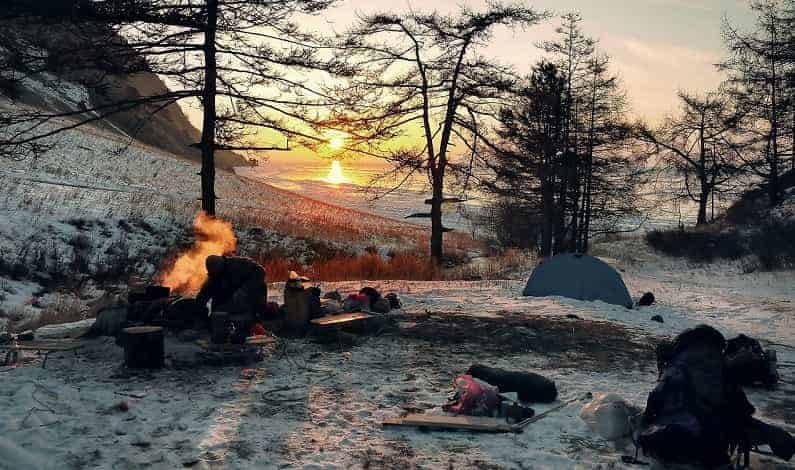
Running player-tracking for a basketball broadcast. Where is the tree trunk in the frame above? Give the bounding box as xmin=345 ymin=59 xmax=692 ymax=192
xmin=430 ymin=171 xmax=444 ymax=264
xmin=540 ymin=166 xmax=554 ymax=257
xmin=200 ymin=0 xmax=218 ymax=215
xmin=769 ymin=159 xmax=780 ymax=206
xmin=697 ymin=186 xmax=709 ymax=226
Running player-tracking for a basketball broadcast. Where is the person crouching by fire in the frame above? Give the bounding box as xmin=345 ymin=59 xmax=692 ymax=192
xmin=197 ymin=255 xmax=267 ymax=342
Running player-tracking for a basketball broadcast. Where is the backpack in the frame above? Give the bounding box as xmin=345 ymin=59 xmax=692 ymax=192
xmin=639 ymin=325 xmax=755 ymax=467
xmin=725 ymin=334 xmax=778 ymax=388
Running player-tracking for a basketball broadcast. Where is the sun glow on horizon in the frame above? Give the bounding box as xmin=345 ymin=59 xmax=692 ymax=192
xmin=325 ymin=160 xmax=349 ymax=185
xmin=329 ymin=136 xmax=345 ymax=150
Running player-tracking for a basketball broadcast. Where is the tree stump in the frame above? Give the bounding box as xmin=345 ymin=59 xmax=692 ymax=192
xmin=122 ymin=326 xmax=164 ymax=369
xmin=283 ymin=283 xmax=311 ymax=335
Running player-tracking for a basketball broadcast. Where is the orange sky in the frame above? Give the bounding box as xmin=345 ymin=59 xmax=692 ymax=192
xmin=181 ymin=1 xmax=757 ymax=166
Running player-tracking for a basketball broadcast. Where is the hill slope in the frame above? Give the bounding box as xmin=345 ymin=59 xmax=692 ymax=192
xmin=1 ymin=21 xmax=248 ymax=170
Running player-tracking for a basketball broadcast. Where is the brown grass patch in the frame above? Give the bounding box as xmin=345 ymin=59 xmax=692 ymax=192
xmin=260 ymin=252 xmax=441 ymax=282
xmin=258 ymin=248 xmax=535 ymax=283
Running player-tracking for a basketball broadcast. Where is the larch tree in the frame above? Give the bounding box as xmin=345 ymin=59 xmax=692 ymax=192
xmin=0 ymin=0 xmax=344 ymax=215
xmin=721 ymin=0 xmax=793 ymax=206
xmin=637 ymin=91 xmax=745 ymax=226
xmin=324 ymin=2 xmax=549 ymax=264
xmin=483 ymin=14 xmax=640 ymax=255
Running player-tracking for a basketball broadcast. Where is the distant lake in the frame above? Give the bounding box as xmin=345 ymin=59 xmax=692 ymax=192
xmin=237 ymin=160 xmax=729 ymax=236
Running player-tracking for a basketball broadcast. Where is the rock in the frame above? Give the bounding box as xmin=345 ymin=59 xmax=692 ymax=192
xmin=638 ymin=292 xmax=656 ymax=307
xmin=113 ymin=400 xmax=130 ymax=412
xmin=651 ymin=315 xmax=664 ymax=323
xmin=566 ymin=314 xmax=580 ymax=320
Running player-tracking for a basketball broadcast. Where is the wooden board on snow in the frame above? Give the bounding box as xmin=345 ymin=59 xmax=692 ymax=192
xmin=310 ymin=312 xmax=373 ymax=327
xmin=383 ymin=413 xmax=515 ymax=433
xmin=0 ymin=340 xmax=83 ymax=352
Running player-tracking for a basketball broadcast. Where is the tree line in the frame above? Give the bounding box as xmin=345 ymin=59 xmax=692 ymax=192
xmin=1 ymin=1 xmax=793 ymax=263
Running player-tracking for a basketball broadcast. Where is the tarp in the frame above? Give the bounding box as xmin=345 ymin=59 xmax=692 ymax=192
xmin=523 ymin=253 xmax=633 ymax=308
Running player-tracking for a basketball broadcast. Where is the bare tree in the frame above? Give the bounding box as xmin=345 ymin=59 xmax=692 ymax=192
xmin=1 ymin=0 xmax=343 ymax=215
xmin=638 ymin=91 xmax=744 ymax=226
xmin=324 ymin=2 xmax=548 ymax=263
xmin=721 ymin=0 xmax=793 ymax=207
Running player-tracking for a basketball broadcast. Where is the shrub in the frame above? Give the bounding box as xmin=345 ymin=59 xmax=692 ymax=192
xmin=645 ymin=228 xmax=745 ymax=262
xmin=646 ymin=221 xmax=795 ymax=269
xmin=748 ymin=221 xmax=795 ymax=270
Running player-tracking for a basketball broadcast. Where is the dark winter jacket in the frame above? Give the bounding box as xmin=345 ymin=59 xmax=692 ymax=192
xmin=197 ymin=256 xmax=267 ymax=315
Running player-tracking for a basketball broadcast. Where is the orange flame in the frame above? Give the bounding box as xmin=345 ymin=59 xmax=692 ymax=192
xmin=160 ymin=211 xmax=237 ymax=294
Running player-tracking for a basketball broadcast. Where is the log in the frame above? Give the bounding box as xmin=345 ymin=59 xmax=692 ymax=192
xmin=467 ymin=364 xmax=558 ymax=403
xmin=424 ymin=198 xmax=465 ymax=205
xmin=122 ymin=326 xmax=164 ymax=369
xmin=283 ymin=284 xmax=311 ymax=335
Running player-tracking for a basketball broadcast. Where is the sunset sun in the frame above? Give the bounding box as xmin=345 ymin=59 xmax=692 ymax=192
xmin=329 ymin=136 xmax=345 ymax=150
xmin=325 ymin=160 xmax=348 ymax=185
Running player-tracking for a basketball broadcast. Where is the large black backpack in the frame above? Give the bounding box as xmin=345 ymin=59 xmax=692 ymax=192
xmin=639 ymin=325 xmax=755 ymax=467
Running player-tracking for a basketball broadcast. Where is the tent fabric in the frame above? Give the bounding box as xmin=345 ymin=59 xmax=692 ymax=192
xmin=522 ymin=253 xmax=634 ymax=308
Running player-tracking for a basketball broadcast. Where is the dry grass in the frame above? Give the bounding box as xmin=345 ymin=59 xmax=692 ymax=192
xmin=258 ymin=248 xmax=535 ymax=283
xmin=260 ymin=252 xmax=441 ymax=282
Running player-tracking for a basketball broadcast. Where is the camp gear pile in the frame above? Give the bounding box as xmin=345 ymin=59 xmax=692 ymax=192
xmin=638 ymin=324 xmax=794 ymax=467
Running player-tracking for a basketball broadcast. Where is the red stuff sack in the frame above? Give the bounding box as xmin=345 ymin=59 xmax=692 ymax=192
xmin=443 ymin=374 xmax=500 ymax=417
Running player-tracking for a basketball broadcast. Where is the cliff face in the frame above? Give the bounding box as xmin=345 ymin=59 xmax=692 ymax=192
xmin=85 ymin=73 xmax=249 ymax=170
xmin=1 ymin=21 xmax=249 ymax=170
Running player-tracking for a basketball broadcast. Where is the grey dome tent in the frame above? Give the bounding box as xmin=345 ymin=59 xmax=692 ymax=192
xmin=523 ymin=253 xmax=633 ymax=308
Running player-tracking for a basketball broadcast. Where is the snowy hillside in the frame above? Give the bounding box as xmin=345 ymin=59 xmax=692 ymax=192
xmin=0 ymin=117 xmax=435 ymax=331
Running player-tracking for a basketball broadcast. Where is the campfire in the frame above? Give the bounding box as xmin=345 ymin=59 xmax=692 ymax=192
xmin=159 ymin=211 xmax=237 ymax=294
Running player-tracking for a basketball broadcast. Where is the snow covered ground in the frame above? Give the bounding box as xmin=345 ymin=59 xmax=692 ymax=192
xmin=0 ymin=114 xmax=437 ymax=331
xmin=1 ymin=249 xmax=793 ymax=469
xmin=1 ymin=101 xmax=793 ymax=469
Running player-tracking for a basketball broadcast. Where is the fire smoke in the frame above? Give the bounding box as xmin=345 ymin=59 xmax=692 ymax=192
xmin=160 ymin=211 xmax=237 ymax=294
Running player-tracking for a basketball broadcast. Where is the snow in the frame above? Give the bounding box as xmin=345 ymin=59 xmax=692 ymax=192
xmin=0 ymin=251 xmax=793 ymax=469
xmin=1 ymin=94 xmax=793 ymax=468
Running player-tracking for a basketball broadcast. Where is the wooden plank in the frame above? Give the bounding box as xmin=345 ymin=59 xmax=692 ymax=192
xmin=383 ymin=414 xmax=514 ymax=433
xmin=0 ymin=340 xmax=83 ymax=352
xmin=245 ymin=336 xmax=277 ymax=346
xmin=310 ymin=312 xmax=373 ymax=327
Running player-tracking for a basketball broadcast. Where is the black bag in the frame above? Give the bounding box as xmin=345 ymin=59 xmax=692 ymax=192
xmin=725 ymin=334 xmax=778 ymax=387
xmin=639 ymin=325 xmax=754 ymax=467
xmin=467 ymin=364 xmax=558 ymax=403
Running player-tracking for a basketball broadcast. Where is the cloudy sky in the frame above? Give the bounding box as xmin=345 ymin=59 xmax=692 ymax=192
xmin=305 ymin=0 xmax=756 ymax=124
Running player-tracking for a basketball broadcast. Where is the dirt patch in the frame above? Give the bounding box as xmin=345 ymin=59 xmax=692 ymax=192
xmin=394 ymin=310 xmax=658 ymax=372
